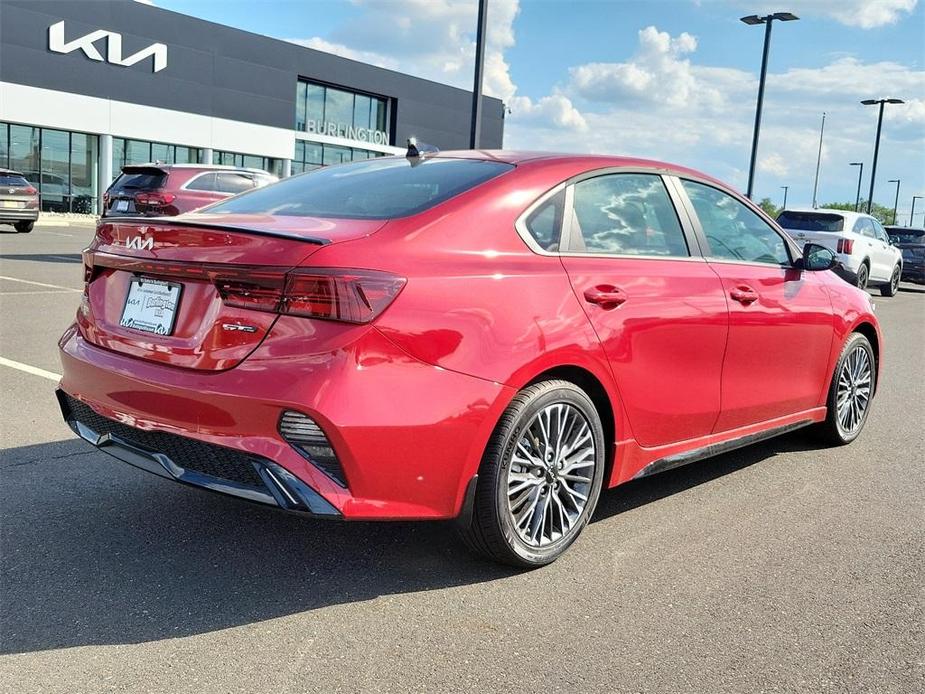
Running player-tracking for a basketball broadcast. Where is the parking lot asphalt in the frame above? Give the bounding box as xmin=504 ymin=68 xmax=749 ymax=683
xmin=0 ymin=219 xmax=923 ymax=693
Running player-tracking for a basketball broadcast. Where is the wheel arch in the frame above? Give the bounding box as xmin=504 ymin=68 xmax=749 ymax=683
xmin=523 ymin=365 xmax=617 ymax=485
xmin=852 ymin=321 xmax=880 ymax=392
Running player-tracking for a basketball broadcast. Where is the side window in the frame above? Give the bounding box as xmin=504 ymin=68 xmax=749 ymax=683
xmin=524 ymin=190 xmax=564 ymax=251
xmin=681 ymin=179 xmax=790 ymax=266
xmin=568 ymin=174 xmax=689 ymax=257
xmin=186 ymin=173 xmax=217 ymax=192
xmin=215 ymin=173 xmax=256 ymax=194
xmin=870 ymin=218 xmax=889 ymax=242
xmin=853 ymin=217 xmax=874 ymax=236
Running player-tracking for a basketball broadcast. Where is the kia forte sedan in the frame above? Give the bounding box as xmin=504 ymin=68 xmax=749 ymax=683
xmin=57 ymin=151 xmax=881 ymax=567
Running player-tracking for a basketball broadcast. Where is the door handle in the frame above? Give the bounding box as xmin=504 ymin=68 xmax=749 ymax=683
xmin=729 ymin=285 xmax=759 ymax=304
xmin=583 ymin=285 xmax=627 ymax=309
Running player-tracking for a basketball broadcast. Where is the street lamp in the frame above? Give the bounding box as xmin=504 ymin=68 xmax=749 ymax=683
xmin=911 ymin=196 xmax=923 ymax=227
xmin=780 ymin=185 xmax=789 ymax=210
xmin=861 ymin=98 xmax=904 ymax=213
xmin=849 ymin=162 xmax=864 ymax=212
xmin=887 ymin=179 xmax=901 ymax=225
xmin=740 ymin=11 xmax=799 ymax=199
xmin=469 ymin=0 xmax=488 ymax=149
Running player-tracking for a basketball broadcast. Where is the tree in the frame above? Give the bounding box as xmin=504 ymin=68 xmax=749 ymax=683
xmin=821 ymin=201 xmax=894 ymax=224
xmin=757 ymin=197 xmax=780 ymax=219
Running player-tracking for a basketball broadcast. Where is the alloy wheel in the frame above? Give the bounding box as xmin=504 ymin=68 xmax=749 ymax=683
xmin=857 ymin=265 xmax=868 ymax=290
xmin=891 ymin=268 xmax=900 ymax=294
xmin=506 ymin=403 xmax=596 ymax=547
xmin=836 ymin=345 xmax=872 ymax=436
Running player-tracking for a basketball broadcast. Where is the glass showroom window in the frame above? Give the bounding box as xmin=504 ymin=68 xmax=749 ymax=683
xmin=291 ymin=140 xmax=386 ymax=174
xmin=0 ymin=122 xmax=100 ymax=213
xmin=111 ymin=137 xmax=203 ymax=177
xmin=294 ymin=79 xmax=389 ymax=142
xmin=214 ymin=151 xmax=281 ymax=176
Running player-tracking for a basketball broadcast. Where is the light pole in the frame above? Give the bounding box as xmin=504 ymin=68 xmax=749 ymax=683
xmin=469 ymin=0 xmax=488 ymax=149
xmin=861 ymin=98 xmax=904 ymax=213
xmin=812 ymin=112 xmax=825 ymax=208
xmin=780 ymin=185 xmax=789 ymax=210
xmin=849 ymin=162 xmax=864 ymax=212
xmin=887 ymin=179 xmax=901 ymax=225
xmin=911 ymin=196 xmax=923 ymax=227
xmin=740 ymin=12 xmax=799 ymax=200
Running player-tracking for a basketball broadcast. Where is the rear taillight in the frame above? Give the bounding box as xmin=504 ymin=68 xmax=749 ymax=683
xmin=837 ymin=238 xmax=854 ymax=254
xmin=134 ymin=192 xmax=176 ymax=209
xmin=216 ymin=268 xmax=405 ymax=324
xmin=23 ymin=186 xmax=37 ymax=195
xmin=103 ymin=191 xmax=111 ymax=206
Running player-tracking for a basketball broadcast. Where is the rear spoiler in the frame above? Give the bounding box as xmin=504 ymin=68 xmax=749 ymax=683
xmin=97 ymin=216 xmax=330 ymax=245
xmin=120 ymin=164 xmax=169 ymax=176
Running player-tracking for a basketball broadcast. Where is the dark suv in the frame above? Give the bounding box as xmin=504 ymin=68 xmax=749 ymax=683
xmin=102 ymin=164 xmax=277 ymax=218
xmin=0 ymin=169 xmax=40 ymax=233
xmin=886 ymin=226 xmax=925 ymax=284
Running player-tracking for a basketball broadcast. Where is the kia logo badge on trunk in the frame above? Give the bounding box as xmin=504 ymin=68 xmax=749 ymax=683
xmin=126 ymin=236 xmax=154 ymax=250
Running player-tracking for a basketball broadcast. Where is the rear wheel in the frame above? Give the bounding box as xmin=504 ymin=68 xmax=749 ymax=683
xmin=815 ymin=332 xmax=875 ymax=446
xmin=458 ymin=380 xmax=606 ymax=568
xmin=856 ymin=263 xmax=869 ymax=290
xmin=880 ymin=265 xmax=900 ymax=297
xmin=14 ymin=221 xmax=34 ymax=233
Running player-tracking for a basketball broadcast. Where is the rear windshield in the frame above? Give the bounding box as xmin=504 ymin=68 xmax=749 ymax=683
xmin=0 ymin=174 xmax=29 ymax=187
xmin=109 ymin=171 xmax=167 ymax=192
xmin=776 ymin=211 xmax=844 ymax=232
xmin=206 ymin=157 xmax=514 ymax=219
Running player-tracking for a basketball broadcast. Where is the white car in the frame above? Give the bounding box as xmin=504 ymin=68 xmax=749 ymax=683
xmin=777 ymin=208 xmax=903 ymax=296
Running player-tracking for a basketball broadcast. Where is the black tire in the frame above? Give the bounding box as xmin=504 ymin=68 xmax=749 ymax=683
xmin=880 ymin=265 xmax=900 ymax=297
xmin=457 ymin=380 xmax=606 ymax=568
xmin=856 ymin=263 xmax=869 ymax=290
xmin=14 ymin=221 xmax=34 ymax=233
xmin=814 ymin=332 xmax=876 ymax=446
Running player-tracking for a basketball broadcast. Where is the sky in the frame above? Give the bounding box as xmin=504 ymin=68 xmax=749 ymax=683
xmin=150 ymin=0 xmax=924 ymax=222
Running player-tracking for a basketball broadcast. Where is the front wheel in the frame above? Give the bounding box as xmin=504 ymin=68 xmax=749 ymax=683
xmin=815 ymin=333 xmax=876 ymax=446
xmin=458 ymin=380 xmax=606 ymax=568
xmin=880 ymin=265 xmax=900 ymax=297
xmin=14 ymin=221 xmax=34 ymax=233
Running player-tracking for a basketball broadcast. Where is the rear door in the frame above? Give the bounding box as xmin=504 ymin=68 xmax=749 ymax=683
xmin=676 ymin=178 xmax=834 ymax=432
xmin=869 ymin=218 xmax=897 ymax=281
xmin=557 ymin=170 xmax=728 ymax=448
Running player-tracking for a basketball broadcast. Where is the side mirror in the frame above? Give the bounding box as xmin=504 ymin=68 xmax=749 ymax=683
xmin=800 ymin=242 xmax=837 ymax=271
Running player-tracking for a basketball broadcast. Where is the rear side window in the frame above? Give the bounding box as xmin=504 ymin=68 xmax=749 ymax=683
xmin=186 ymin=173 xmax=218 ymax=192
xmin=524 ymin=190 xmax=565 ymax=251
xmin=215 ymin=173 xmax=255 ymax=194
xmin=777 ymin=211 xmax=844 ymax=232
xmin=110 ymin=172 xmax=166 ymax=192
xmin=854 ymin=218 xmax=876 ymax=238
xmin=207 ymin=157 xmax=514 ymax=219
xmin=568 ymin=173 xmax=689 ymax=257
xmin=0 ymin=174 xmax=29 ymax=187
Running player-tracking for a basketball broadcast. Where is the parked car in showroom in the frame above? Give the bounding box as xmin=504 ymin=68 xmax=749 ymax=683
xmin=0 ymin=168 xmax=40 ymax=233
xmin=57 ymin=151 xmax=881 ymax=567
xmin=777 ymin=208 xmax=903 ymax=296
xmin=885 ymin=226 xmax=925 ymax=284
xmin=101 ymin=163 xmax=277 ymax=218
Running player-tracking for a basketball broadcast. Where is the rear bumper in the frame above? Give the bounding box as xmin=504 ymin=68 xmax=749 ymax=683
xmin=57 ymin=322 xmax=513 ymax=519
xmin=0 ymin=209 xmax=39 ymax=223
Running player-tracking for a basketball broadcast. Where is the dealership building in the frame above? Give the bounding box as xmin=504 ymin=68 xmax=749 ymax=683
xmin=0 ymin=0 xmax=505 ymax=214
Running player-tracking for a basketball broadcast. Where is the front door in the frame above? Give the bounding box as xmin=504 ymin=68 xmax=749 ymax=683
xmin=559 ymin=171 xmax=729 ymax=448
xmin=677 ymin=178 xmax=834 ymax=432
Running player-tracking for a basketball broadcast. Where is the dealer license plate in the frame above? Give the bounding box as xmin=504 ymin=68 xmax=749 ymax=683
xmin=120 ymin=277 xmax=181 ymax=336
xmin=116 ymin=200 xmax=129 ymax=212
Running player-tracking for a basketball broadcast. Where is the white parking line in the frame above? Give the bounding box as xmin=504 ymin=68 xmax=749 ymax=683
xmin=0 ymin=275 xmax=82 ymax=292
xmin=0 ymin=356 xmax=61 ymax=382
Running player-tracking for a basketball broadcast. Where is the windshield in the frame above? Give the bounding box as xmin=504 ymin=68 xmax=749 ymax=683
xmin=206 ymin=157 xmax=514 ymax=220
xmin=776 ymin=211 xmax=845 ymax=232
xmin=886 ymin=228 xmax=925 ymax=244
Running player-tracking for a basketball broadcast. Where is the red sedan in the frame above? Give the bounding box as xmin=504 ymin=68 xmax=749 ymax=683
xmin=57 ymin=151 xmax=881 ymax=567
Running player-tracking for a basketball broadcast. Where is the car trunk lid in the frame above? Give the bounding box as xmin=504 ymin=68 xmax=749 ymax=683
xmin=79 ymin=215 xmax=387 ymax=370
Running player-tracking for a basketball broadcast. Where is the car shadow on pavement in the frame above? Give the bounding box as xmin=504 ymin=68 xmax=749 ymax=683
xmin=1 ymin=430 xmax=823 ymax=655
xmin=0 ymin=253 xmax=83 ymax=264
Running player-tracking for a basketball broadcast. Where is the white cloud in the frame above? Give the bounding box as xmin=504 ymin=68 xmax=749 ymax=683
xmin=508 ymin=93 xmax=587 ymax=131
xmin=784 ymin=0 xmax=919 ymax=29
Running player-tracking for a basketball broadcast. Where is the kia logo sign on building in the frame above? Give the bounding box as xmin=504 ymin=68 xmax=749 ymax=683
xmin=48 ymin=21 xmax=167 ymax=73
